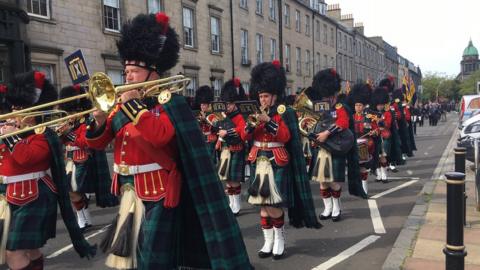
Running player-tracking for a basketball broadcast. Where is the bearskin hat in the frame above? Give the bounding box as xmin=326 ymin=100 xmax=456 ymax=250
xmin=378 ymin=76 xmax=395 ymax=93
xmin=249 ymin=61 xmax=286 ymax=102
xmin=308 ymin=68 xmax=341 ymax=101
xmin=116 ymin=12 xmax=179 ymax=74
xmin=392 ymin=88 xmax=405 ymax=103
xmin=195 ymin=85 xmax=214 ymax=105
xmin=59 ymin=85 xmax=92 ymax=112
xmin=6 ymin=71 xmax=57 ymax=109
xmin=220 ymin=78 xmax=246 ymax=103
xmin=285 ymin=94 xmax=296 ymax=106
xmin=0 ymin=84 xmax=9 ymax=113
xmin=348 ymin=83 xmax=371 ymax=107
xmin=371 ymin=86 xmax=390 ymax=108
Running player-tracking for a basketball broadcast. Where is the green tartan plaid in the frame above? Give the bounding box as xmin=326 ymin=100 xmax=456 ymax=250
xmin=162 ymin=94 xmax=252 ymax=270
xmin=90 ymin=150 xmax=118 ymax=208
xmin=71 ymin=160 xmax=95 ymax=193
xmin=389 ymin=119 xmax=405 ymax=165
xmin=220 ymin=145 xmax=246 ymax=183
xmin=7 ymin=181 xmax=57 ymax=250
xmin=205 ymin=141 xmax=217 ymax=165
xmin=331 ymin=154 xmax=346 ymax=182
xmin=282 ymin=107 xmax=321 ymax=228
xmin=382 ymin=138 xmax=392 ymax=157
xmin=248 ymin=150 xmax=291 ymax=207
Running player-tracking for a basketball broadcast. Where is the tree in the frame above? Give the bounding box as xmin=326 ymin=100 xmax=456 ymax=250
xmin=460 ymin=70 xmax=480 ymax=95
xmin=421 ymin=72 xmax=459 ymax=102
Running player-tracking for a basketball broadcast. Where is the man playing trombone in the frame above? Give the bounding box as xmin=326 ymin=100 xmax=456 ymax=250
xmin=0 ymin=71 xmax=95 ymax=270
xmin=85 ymin=12 xmax=251 ymax=270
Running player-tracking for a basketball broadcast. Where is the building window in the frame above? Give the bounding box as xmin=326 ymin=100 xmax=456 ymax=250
xmin=27 ymin=0 xmax=50 ymax=18
xmin=256 ymin=34 xmax=264 ymax=64
xmin=323 ymin=24 xmax=328 ymax=45
xmin=210 ymin=16 xmax=221 ymax=53
xmin=32 ymin=63 xmax=54 ymax=84
xmin=147 ymin=0 xmax=164 ymax=13
xmin=338 ymin=33 xmax=342 ymax=50
xmin=268 ymin=0 xmax=276 ymax=21
xmin=337 ymin=55 xmax=342 ymax=75
xmin=295 ymin=10 xmax=301 ymax=32
xmin=213 ymin=78 xmax=223 ymax=99
xmin=240 ymin=0 xmax=248 ymax=9
xmin=286 ymin=87 xmax=292 ymax=95
xmin=315 ymin=20 xmax=320 ymax=41
xmin=344 ymin=34 xmax=347 ymax=51
xmin=305 ymin=50 xmax=311 ymax=76
xmin=285 ymin=44 xmax=291 ymax=72
xmin=183 ymin=7 xmax=195 ymax=48
xmin=330 ymin=28 xmax=334 ymax=47
xmin=256 ymin=0 xmax=263 ymax=15
xmin=284 ymin=4 xmax=290 ymax=27
xmin=330 ymin=57 xmax=335 ymax=68
xmin=103 ymin=0 xmax=121 ymax=32
xmin=323 ymin=55 xmax=328 ymax=68
xmin=241 ymin=29 xmax=249 ymax=64
xmin=296 ymin=47 xmax=301 ymax=74
xmin=316 ymin=52 xmax=321 ymax=73
xmin=106 ymin=69 xmax=124 ymax=85
xmin=305 ymin=15 xmax=310 ymax=36
xmin=270 ymin=38 xmax=277 ymax=61
xmin=184 ymin=74 xmax=198 ymax=97
xmin=242 ymin=82 xmax=250 ymax=95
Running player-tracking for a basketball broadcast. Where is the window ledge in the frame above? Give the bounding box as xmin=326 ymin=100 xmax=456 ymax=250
xmin=103 ymin=30 xmax=121 ymax=37
xmin=240 ymin=6 xmax=248 ymax=11
xmin=211 ymin=51 xmax=223 ymax=56
xmin=29 ymin=15 xmax=56 ymax=25
xmin=184 ymin=46 xmax=198 ymax=52
xmin=269 ymin=17 xmax=277 ymax=23
xmin=256 ymin=12 xmax=264 ymax=18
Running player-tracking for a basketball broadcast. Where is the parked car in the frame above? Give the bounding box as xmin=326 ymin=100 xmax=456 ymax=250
xmin=459 ymin=95 xmax=480 ymax=129
xmin=459 ymin=114 xmax=480 ymax=140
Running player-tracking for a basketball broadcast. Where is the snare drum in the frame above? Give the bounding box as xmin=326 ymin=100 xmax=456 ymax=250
xmin=357 ymin=138 xmax=371 ymax=164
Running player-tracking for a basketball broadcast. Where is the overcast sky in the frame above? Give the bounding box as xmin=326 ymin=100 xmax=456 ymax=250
xmin=335 ymin=0 xmax=477 ymax=77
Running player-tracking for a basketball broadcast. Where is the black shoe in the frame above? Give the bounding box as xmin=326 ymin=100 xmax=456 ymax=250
xmin=382 ymin=179 xmax=389 ymax=184
xmin=258 ymin=251 xmax=272 ymax=258
xmin=332 ymin=212 xmax=341 ymax=222
xmin=273 ymin=253 xmax=285 ymax=260
xmin=319 ymin=213 xmax=331 ymax=220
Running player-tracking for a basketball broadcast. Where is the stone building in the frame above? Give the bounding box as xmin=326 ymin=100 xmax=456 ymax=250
xmin=458 ymin=39 xmax=480 ymax=81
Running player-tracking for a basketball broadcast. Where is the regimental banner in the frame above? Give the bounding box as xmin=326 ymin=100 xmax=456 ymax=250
xmin=64 ymin=50 xmax=90 ymax=85
xmin=211 ymin=101 xmax=227 ymax=113
xmin=236 ymin=100 xmax=260 ymax=115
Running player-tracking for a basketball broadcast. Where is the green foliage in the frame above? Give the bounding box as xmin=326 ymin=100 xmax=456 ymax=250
xmin=421 ymin=72 xmax=460 ymax=102
xmin=459 ymin=70 xmax=480 ymax=96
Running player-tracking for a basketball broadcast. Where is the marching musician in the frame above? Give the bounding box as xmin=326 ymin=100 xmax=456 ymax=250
xmin=243 ymin=61 xmax=320 ymax=260
xmin=371 ymin=86 xmax=392 ymax=183
xmin=85 ymin=12 xmax=251 ymax=269
xmin=307 ymin=68 xmax=366 ymax=223
xmin=0 ymin=71 xmax=95 ymax=270
xmin=349 ymin=83 xmax=376 ymax=195
xmin=194 ymin=85 xmax=217 ymax=164
xmin=57 ymin=85 xmax=118 ymax=231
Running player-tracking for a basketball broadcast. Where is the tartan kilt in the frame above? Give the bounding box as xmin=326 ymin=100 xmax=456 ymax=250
xmin=7 ymin=180 xmax=57 ymax=250
xmin=308 ymin=146 xmax=318 ymax=178
xmin=69 ymin=159 xmax=96 ymax=194
xmin=248 ymin=150 xmax=292 ymax=208
xmin=331 ymin=154 xmax=346 ymax=182
xmin=137 ymin=201 xmax=178 ymax=269
xmin=382 ymin=138 xmax=392 ymax=157
xmin=205 ymin=141 xmax=217 ymax=165
xmin=225 ymin=149 xmax=246 ymax=183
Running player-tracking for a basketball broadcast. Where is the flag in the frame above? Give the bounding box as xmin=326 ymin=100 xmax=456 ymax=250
xmin=345 ymin=81 xmax=351 ymax=95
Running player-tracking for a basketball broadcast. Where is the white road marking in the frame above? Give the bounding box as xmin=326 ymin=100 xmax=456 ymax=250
xmin=311 ymin=235 xmax=381 ymax=270
xmin=46 ymin=225 xmax=110 ymax=259
xmin=367 ymin=199 xmax=386 ymax=234
xmin=424 ymin=152 xmax=429 ymax=156
xmin=385 ymin=177 xmax=420 ymax=180
xmin=370 ymin=180 xmax=419 ymax=199
xmin=406 ymin=170 xmax=413 ymax=175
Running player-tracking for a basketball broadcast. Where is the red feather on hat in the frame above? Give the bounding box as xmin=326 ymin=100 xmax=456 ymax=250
xmin=155 ymin=12 xmax=169 ymax=34
xmin=233 ymin=77 xmax=241 ymax=88
xmin=34 ymin=71 xmax=45 ymax=90
xmin=272 ymin=60 xmax=281 ymax=69
xmin=330 ymin=68 xmax=337 ymax=77
xmin=0 ymin=84 xmax=6 ymax=93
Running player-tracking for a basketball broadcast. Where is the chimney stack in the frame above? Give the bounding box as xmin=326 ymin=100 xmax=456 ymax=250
xmin=354 ymin=22 xmax=364 ymax=35
xmin=340 ymin=13 xmax=354 ymax=28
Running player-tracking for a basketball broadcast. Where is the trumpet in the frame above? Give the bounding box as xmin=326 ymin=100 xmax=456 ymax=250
xmin=247 ymin=106 xmax=269 ymax=127
xmin=0 ymin=72 xmax=190 ymax=139
xmin=205 ymin=112 xmax=226 ymax=127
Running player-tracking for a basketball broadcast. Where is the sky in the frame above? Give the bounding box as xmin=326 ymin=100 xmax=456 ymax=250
xmin=335 ymin=0 xmax=479 ymax=77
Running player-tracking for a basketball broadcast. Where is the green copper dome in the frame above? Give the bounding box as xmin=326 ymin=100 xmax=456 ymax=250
xmin=463 ymin=40 xmax=478 ymax=56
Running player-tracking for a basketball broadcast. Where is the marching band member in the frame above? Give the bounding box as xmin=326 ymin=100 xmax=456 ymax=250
xmin=244 ymin=61 xmax=320 ymax=260
xmin=86 ymin=12 xmax=251 ymax=269
xmin=194 ymin=85 xmax=217 ymax=164
xmin=392 ymin=88 xmax=413 ymax=160
xmin=370 ymin=86 xmax=392 ymax=183
xmin=307 ymin=68 xmax=366 ymax=223
xmin=216 ymin=78 xmax=247 ymax=215
xmin=349 ymin=83 xmax=375 ymax=195
xmin=0 ymin=71 xmax=95 ymax=270
xmin=57 ymin=85 xmax=118 ymax=231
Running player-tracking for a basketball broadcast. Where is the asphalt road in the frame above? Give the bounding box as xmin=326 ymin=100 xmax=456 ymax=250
xmin=0 ymin=112 xmax=457 ymax=270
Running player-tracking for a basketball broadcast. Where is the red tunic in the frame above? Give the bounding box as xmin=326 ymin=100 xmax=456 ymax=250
xmin=1 ymin=133 xmax=56 ymax=205
xmin=63 ymin=123 xmax=90 ymax=162
xmin=381 ymin=110 xmax=393 ymax=139
xmin=86 ymin=104 xmax=178 ymax=202
xmin=243 ymin=113 xmax=291 ymax=166
xmin=335 ymin=106 xmax=350 ymax=129
xmin=404 ymin=106 xmax=412 ymax=122
xmin=200 ymin=121 xmax=218 ymax=143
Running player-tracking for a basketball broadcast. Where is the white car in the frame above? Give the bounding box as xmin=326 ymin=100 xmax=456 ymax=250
xmin=460 ymin=114 xmax=480 ymax=140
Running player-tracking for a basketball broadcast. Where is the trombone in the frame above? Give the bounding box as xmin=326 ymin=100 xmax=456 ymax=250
xmin=0 ymin=72 xmax=190 ymax=139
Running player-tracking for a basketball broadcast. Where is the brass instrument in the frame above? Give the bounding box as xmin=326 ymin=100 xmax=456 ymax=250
xmin=205 ymin=112 xmax=226 ymax=127
xmin=293 ymin=89 xmax=320 ymax=136
xmin=0 ymin=72 xmax=190 ymax=139
xmin=247 ymin=106 xmax=269 ymax=127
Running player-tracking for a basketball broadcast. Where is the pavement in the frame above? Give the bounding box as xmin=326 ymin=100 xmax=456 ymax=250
xmin=383 ymin=117 xmax=480 ymax=270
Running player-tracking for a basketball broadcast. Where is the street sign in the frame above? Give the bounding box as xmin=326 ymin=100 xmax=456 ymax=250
xmin=64 ymin=50 xmax=90 ymax=85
